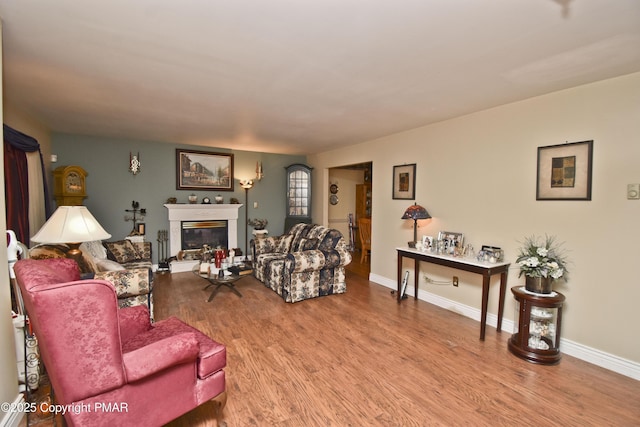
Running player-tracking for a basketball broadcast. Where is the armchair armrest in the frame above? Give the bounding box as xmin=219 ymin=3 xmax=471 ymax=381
xmin=95 ymin=267 xmax=152 ymax=298
xmin=285 ymin=250 xmax=326 ymax=273
xmin=123 ymin=332 xmax=200 ymax=382
xmin=286 ymin=247 xmax=352 ymax=273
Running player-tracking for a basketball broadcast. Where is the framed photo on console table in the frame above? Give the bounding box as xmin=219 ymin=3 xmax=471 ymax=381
xmin=176 ymin=149 xmax=234 ymax=191
xmin=438 ymin=231 xmax=464 ymax=252
xmin=536 ymin=140 xmax=593 ymax=201
xmin=393 ymin=163 xmax=416 ymax=200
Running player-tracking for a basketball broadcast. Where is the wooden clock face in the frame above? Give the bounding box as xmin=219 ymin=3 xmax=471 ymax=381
xmin=65 ymin=171 xmax=84 ymax=193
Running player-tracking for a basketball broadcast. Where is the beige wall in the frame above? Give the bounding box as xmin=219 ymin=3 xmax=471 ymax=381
xmin=0 ymin=19 xmax=19 ymax=413
xmin=309 ymin=72 xmax=640 ymax=366
xmin=3 ymin=104 xmax=53 ymax=179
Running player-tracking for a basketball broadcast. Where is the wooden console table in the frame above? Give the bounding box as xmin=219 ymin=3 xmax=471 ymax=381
xmin=396 ymin=247 xmax=510 ymax=340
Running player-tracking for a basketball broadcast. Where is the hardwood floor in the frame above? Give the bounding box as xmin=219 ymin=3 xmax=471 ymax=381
xmin=156 ymin=265 xmax=639 ymax=426
xmin=28 ymin=255 xmax=639 ymax=426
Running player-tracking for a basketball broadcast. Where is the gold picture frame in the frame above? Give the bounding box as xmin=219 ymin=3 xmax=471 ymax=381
xmin=176 ymin=149 xmax=234 ymax=191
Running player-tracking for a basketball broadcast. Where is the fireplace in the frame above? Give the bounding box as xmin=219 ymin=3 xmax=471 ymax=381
xmin=181 ymin=220 xmax=228 ymax=250
xmin=165 ymin=204 xmax=242 ymax=272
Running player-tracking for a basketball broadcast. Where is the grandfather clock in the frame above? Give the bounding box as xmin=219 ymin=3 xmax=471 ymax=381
xmin=53 ymin=165 xmax=88 ymax=206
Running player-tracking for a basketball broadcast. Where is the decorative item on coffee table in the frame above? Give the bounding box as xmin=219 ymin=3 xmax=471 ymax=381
xmin=516 ymin=235 xmax=569 ymax=294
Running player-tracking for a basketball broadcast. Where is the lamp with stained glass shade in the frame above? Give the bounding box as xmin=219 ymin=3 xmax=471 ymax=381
xmin=401 ymin=204 xmax=431 ymax=248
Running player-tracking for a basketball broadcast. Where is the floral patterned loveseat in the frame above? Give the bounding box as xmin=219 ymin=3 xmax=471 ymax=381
xmin=251 ymin=223 xmax=352 ymax=303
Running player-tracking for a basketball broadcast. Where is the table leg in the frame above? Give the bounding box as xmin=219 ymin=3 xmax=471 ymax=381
xmin=207 ymin=283 xmax=224 ymax=302
xmin=414 ymin=258 xmax=420 ymax=300
xmin=207 ymin=282 xmax=243 ymax=301
xmin=397 ymin=254 xmax=403 ymax=303
xmin=480 ymin=274 xmax=490 ymax=341
xmin=496 ymin=271 xmax=508 ymax=333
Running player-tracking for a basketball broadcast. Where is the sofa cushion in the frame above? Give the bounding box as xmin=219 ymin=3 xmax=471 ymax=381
xmin=105 ymin=240 xmax=140 ymax=264
xmin=122 ymin=316 xmax=226 ymax=380
xmin=276 ymin=234 xmax=294 ymax=253
xmin=95 ymin=268 xmax=151 ymax=298
xmin=296 ymin=237 xmax=319 ymax=251
xmin=96 ymin=259 xmax=126 ymax=271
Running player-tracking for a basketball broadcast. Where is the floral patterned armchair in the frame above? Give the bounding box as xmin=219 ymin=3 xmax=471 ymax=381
xmin=251 ymin=223 xmax=351 ymax=303
xmin=28 ymin=242 xmax=154 ymax=320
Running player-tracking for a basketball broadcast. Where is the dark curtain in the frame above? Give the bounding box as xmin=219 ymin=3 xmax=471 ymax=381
xmin=3 ymin=124 xmax=51 ymax=245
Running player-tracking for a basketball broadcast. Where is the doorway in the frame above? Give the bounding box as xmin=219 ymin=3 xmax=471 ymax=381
xmin=328 ymin=162 xmax=372 ymax=278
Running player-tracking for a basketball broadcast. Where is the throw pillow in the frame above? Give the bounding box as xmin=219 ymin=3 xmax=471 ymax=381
xmin=105 ymin=240 xmax=139 ymax=264
xmin=129 ymin=241 xmax=149 ymax=260
xmin=80 ymin=240 xmax=108 ymax=260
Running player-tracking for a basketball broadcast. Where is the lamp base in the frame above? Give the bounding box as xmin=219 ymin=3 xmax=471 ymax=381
xmin=408 ymin=241 xmax=416 ymax=248
xmin=66 ymin=242 xmax=84 ymax=266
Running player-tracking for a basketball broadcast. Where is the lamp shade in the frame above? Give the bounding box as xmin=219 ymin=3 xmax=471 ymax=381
xmin=401 ymin=204 xmax=431 ymax=220
xmin=31 ymin=206 xmax=111 ymax=244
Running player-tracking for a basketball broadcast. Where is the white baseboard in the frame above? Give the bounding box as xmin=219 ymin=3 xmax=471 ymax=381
xmin=369 ymin=273 xmax=640 ymax=381
xmin=0 ymin=393 xmax=26 ymax=427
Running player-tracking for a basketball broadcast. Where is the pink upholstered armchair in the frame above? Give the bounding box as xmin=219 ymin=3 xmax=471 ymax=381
xmin=14 ymin=258 xmax=227 ymax=427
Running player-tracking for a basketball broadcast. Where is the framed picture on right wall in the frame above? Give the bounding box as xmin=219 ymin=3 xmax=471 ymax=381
xmin=536 ymin=140 xmax=593 ymax=200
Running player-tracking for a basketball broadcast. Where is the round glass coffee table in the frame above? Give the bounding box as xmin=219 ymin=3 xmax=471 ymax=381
xmin=192 ymin=265 xmax=243 ymax=302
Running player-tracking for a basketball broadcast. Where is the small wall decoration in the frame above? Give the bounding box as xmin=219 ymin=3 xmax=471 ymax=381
xmin=176 ymin=149 xmax=234 ymax=191
xmin=537 ymin=140 xmax=593 ymax=200
xmin=129 ymin=152 xmax=141 ymax=175
xmin=393 ymin=163 xmax=416 ymax=200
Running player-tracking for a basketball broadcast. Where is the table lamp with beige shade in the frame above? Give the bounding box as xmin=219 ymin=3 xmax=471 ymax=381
xmin=31 ymin=206 xmax=112 ymax=266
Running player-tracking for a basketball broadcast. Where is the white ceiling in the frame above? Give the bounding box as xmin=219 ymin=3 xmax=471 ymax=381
xmin=1 ymin=1 xmax=639 ymax=155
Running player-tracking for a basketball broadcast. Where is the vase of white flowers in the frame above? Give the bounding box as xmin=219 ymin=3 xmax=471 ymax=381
xmin=516 ymin=235 xmax=568 ymax=294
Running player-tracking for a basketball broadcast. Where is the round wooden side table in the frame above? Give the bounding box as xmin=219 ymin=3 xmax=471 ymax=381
xmin=508 ymin=286 xmax=565 ymax=365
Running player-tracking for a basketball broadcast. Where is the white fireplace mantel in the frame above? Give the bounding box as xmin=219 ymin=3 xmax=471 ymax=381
xmin=164 ymin=203 xmax=242 ymax=272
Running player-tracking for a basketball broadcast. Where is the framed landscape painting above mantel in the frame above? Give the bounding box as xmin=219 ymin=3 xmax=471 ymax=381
xmin=536 ymin=140 xmax=593 ymax=201
xmin=176 ymin=149 xmax=234 ymax=191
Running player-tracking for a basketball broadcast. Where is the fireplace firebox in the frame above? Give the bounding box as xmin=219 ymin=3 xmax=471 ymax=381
xmin=181 ymin=220 xmax=228 ymax=250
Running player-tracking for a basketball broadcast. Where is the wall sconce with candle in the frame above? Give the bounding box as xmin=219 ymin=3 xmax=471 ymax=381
xmin=256 ymin=161 xmax=264 ymax=181
xmin=130 ymin=152 xmax=141 ymax=175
